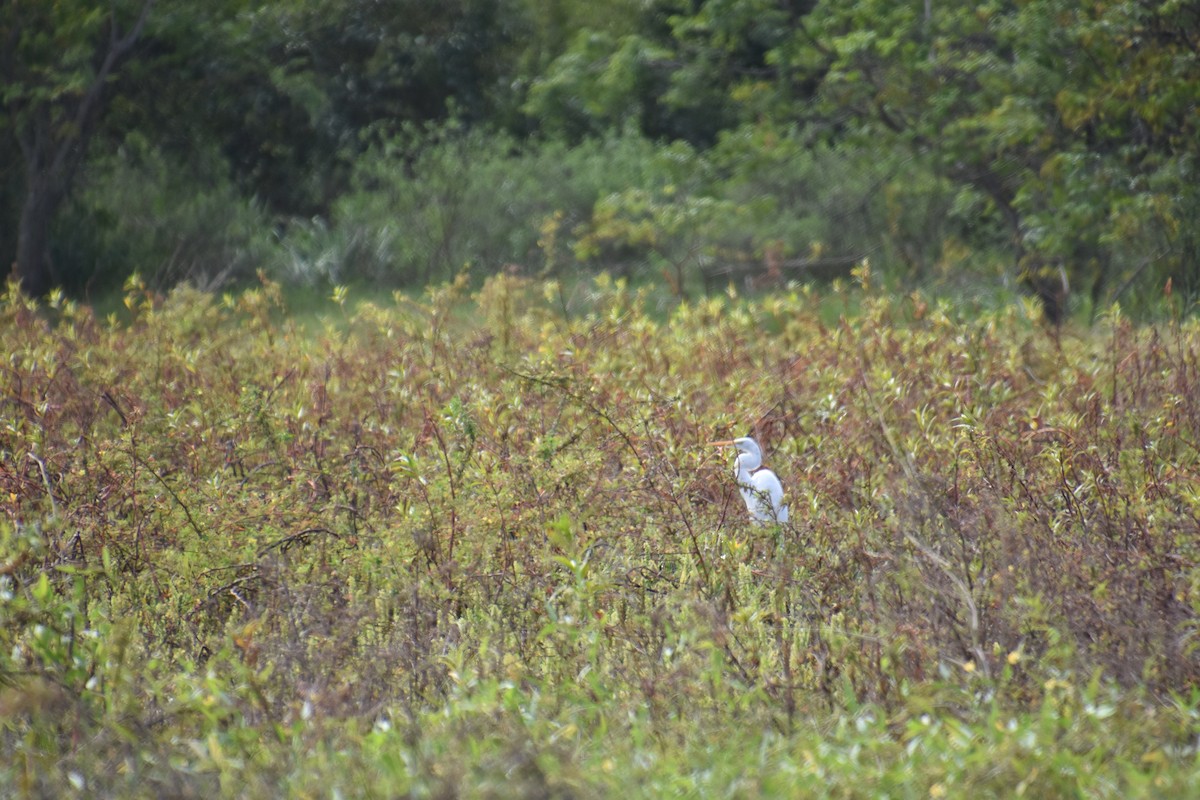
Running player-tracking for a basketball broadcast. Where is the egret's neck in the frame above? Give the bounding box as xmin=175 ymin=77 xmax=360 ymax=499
xmin=734 ymin=453 xmax=759 ymax=479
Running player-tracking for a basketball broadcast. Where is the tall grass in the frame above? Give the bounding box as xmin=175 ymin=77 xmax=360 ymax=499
xmin=2 ymin=276 xmax=1198 ymax=797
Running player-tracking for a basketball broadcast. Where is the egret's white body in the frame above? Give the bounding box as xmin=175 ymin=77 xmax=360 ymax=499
xmin=711 ymin=437 xmax=789 ymax=524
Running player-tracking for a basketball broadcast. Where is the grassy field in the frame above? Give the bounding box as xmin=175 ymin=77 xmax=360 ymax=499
xmin=2 ymin=275 xmax=1199 ymax=798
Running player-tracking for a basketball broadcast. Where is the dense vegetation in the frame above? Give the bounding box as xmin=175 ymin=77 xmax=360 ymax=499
xmin=2 ymin=277 xmax=1199 ymax=796
xmin=3 ymin=1 xmax=1198 ymax=317
xmin=4 ymin=2 xmax=1199 ymax=794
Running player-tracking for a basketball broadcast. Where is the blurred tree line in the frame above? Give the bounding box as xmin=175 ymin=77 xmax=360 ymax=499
xmin=3 ymin=0 xmax=1197 ymax=316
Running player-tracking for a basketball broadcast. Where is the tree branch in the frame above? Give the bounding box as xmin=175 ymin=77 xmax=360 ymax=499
xmin=50 ymin=0 xmax=155 ymax=185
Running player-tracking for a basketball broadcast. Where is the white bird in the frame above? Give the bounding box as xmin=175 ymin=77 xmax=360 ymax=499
xmin=709 ymin=437 xmax=789 ymax=524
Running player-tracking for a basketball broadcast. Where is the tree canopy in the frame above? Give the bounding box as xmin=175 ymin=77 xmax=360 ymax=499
xmin=2 ymin=0 xmax=1197 ymax=314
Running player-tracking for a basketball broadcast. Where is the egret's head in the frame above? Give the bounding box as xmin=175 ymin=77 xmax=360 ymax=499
xmin=730 ymin=437 xmax=761 ymax=459
xmin=707 ymin=436 xmax=760 ymax=452
xmin=707 ymin=437 xmax=763 ymax=470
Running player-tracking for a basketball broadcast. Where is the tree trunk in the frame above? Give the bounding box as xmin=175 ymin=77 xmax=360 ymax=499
xmin=7 ymin=0 xmax=154 ymax=297
xmin=15 ymin=174 xmax=60 ymax=298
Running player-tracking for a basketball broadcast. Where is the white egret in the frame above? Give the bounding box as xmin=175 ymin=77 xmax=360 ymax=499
xmin=709 ymin=437 xmax=789 ymax=524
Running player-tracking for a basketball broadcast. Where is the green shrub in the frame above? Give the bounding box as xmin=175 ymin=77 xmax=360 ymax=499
xmin=61 ymin=135 xmax=276 ymax=295
xmin=273 ymin=121 xmax=1010 ymax=300
xmin=273 ymin=125 xmax=696 ymax=287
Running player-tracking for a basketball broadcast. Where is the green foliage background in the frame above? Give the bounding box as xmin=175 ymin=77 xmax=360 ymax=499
xmin=2 ymin=0 xmax=1197 ymax=315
